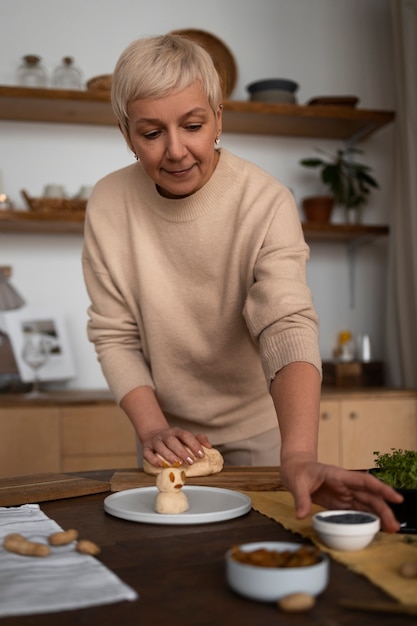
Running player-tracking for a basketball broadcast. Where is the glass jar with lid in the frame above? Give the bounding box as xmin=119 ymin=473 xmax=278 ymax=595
xmin=16 ymin=55 xmax=48 ymax=87
xmin=52 ymin=56 xmax=83 ymax=90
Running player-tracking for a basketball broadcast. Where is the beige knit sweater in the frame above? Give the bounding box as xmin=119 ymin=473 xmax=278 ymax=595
xmin=82 ymin=148 xmax=321 ymax=445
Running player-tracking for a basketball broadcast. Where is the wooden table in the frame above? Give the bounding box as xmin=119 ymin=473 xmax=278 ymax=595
xmin=1 ymin=469 xmax=416 ymax=625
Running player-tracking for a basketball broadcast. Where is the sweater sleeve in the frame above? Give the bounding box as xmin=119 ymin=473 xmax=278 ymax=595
xmin=242 ymin=186 xmax=322 ymax=383
xmin=82 ymin=200 xmax=155 ymax=403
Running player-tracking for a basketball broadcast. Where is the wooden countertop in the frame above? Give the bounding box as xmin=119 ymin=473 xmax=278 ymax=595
xmin=0 ymin=389 xmax=116 ymax=407
xmin=0 ymin=387 xmax=416 ymax=408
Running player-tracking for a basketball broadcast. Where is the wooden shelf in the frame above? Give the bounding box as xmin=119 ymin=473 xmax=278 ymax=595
xmin=0 ymin=210 xmax=85 ymax=234
xmin=0 ymin=209 xmax=389 ymax=241
xmin=0 ymin=85 xmax=395 ymax=142
xmin=0 ymin=87 xmax=394 ymax=240
xmin=302 ymin=222 xmax=389 ymax=242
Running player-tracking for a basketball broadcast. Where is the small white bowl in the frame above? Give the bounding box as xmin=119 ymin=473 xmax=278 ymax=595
xmin=225 ymin=541 xmax=329 ymax=603
xmin=312 ymin=510 xmax=380 ymax=551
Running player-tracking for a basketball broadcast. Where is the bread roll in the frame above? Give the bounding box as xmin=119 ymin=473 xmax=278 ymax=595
xmin=144 ymin=445 xmax=224 ymax=477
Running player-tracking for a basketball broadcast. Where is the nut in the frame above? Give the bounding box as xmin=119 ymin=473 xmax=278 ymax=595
xmin=48 ymin=529 xmax=79 ymax=546
xmin=76 ymin=539 xmax=101 ymax=556
xmin=278 ymin=592 xmax=316 ymax=612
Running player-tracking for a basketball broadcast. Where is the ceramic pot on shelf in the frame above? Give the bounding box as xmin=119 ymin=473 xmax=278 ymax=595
xmin=301 ymin=196 xmax=334 ymax=223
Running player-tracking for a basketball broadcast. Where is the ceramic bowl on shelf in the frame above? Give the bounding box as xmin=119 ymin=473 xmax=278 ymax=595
xmin=246 ymin=78 xmax=299 ymax=104
xmin=86 ymin=74 xmax=112 ymax=91
xmin=312 ymin=510 xmax=380 ymax=551
xmin=247 ymin=78 xmax=299 ymax=93
xmin=225 ymin=541 xmax=329 ymax=602
xmin=249 ymin=89 xmax=297 ymax=104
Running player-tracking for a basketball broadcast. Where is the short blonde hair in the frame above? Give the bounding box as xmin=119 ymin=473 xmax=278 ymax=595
xmin=111 ymin=34 xmax=223 ymax=135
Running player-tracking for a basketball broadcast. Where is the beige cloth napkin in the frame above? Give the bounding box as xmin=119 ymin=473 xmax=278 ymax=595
xmin=0 ymin=504 xmax=138 ymax=617
xmin=245 ymin=490 xmax=417 ymax=605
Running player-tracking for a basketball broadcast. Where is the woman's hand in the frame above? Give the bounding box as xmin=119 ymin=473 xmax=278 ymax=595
xmin=141 ymin=427 xmax=212 ymax=468
xmin=280 ymin=455 xmax=404 ymax=533
xmin=120 ymin=385 xmax=212 ymax=468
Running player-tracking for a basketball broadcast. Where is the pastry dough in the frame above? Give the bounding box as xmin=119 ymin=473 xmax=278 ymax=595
xmin=154 ymin=468 xmax=189 ymax=514
xmin=144 ymin=446 xmax=224 ymax=477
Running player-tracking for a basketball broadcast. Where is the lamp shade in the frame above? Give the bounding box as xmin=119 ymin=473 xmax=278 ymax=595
xmin=0 ymin=272 xmax=25 ymax=311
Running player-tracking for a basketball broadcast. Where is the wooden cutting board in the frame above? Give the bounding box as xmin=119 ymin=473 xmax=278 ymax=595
xmin=110 ymin=466 xmax=285 ymax=492
xmin=0 ymin=473 xmax=110 ymax=506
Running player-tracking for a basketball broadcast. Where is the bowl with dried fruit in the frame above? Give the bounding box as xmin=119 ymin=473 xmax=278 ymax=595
xmin=312 ymin=510 xmax=380 ymax=551
xmin=225 ymin=541 xmax=328 ymax=603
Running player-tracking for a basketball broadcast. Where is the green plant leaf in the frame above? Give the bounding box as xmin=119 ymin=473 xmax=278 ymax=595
xmin=299 ymin=146 xmax=379 ymax=208
xmin=373 ymin=449 xmax=417 ymax=489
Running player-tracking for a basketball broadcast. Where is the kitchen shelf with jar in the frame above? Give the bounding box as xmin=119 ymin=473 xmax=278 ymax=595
xmin=0 ymin=85 xmax=394 ymax=142
xmin=0 ymin=86 xmax=394 ymax=242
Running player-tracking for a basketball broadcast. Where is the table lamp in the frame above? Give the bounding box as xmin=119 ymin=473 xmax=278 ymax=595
xmin=0 ymin=267 xmax=25 ymax=386
xmin=0 ymin=267 xmax=25 ymax=311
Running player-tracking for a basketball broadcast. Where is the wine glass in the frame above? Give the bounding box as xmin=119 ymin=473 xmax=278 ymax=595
xmin=21 ymin=331 xmax=50 ymax=397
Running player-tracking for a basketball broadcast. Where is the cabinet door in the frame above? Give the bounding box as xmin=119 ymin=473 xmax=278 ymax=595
xmin=60 ymin=404 xmax=137 ymax=471
xmin=341 ymin=398 xmax=417 ymax=470
xmin=0 ymin=407 xmax=60 ymax=477
xmin=317 ymin=400 xmax=340 ymax=465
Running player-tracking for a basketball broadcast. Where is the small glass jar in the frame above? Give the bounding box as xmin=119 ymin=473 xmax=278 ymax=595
xmin=52 ymin=56 xmax=83 ymax=90
xmin=17 ymin=55 xmax=48 ymax=88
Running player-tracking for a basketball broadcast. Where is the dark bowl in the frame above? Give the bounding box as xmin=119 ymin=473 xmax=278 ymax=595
xmin=246 ymin=78 xmax=299 ymax=94
xmin=370 ymin=469 xmax=417 ymax=533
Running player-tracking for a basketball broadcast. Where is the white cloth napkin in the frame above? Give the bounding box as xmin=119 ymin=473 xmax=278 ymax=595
xmin=0 ymin=504 xmax=138 ymax=617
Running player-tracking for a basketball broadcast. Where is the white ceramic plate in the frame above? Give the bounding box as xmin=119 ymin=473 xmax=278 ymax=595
xmin=104 ymin=486 xmax=252 ymax=525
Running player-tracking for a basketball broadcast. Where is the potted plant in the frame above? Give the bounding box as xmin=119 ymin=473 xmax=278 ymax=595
xmin=371 ymin=448 xmax=417 ymax=532
xmin=299 ymin=146 xmax=379 ymax=223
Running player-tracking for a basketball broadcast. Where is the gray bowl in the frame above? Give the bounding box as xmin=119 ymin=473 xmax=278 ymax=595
xmin=247 ymin=78 xmax=299 ymax=94
xmin=249 ymin=89 xmax=297 ymax=104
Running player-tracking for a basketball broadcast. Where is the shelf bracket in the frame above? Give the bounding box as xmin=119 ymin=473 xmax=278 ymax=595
xmin=347 ymin=240 xmax=357 ymax=309
xmin=344 ymin=123 xmax=379 ymax=149
xmin=347 ymin=234 xmax=383 ymax=308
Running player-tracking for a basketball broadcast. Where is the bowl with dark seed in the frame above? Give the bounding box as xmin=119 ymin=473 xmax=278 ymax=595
xmin=312 ymin=510 xmax=380 ymax=551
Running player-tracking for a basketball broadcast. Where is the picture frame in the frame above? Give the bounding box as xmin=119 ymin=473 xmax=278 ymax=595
xmin=1 ymin=307 xmax=76 ymax=382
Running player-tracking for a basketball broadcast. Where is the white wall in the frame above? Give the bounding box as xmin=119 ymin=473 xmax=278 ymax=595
xmin=0 ymin=0 xmax=395 ymax=389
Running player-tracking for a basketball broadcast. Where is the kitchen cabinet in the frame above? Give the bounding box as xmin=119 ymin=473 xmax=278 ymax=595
xmin=317 ymin=399 xmax=341 ymax=466
xmin=0 ymin=406 xmax=61 ymax=476
xmin=60 ymin=403 xmax=137 ymax=472
xmin=318 ymin=389 xmax=417 ymax=469
xmin=1 ymin=389 xmax=416 ymax=477
xmin=0 ymin=85 xmax=393 ymax=241
xmin=0 ymin=391 xmax=137 ymax=477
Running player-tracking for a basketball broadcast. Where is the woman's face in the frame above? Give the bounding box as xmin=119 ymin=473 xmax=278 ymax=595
xmin=125 ymin=81 xmax=222 ymax=199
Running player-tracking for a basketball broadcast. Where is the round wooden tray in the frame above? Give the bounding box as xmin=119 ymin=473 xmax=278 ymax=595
xmin=171 ymin=28 xmax=238 ymax=98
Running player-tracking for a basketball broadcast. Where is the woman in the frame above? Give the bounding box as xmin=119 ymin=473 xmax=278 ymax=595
xmin=82 ymin=34 xmax=402 ymax=531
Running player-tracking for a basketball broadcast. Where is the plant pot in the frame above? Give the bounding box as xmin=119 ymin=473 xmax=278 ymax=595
xmin=370 ymin=469 xmax=417 ymax=533
xmin=302 ymin=196 xmax=334 ymax=223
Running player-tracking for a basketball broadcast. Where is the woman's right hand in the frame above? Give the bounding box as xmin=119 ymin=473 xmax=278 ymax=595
xmin=141 ymin=427 xmax=212 ymax=468
xmin=120 ymin=385 xmax=212 ymax=468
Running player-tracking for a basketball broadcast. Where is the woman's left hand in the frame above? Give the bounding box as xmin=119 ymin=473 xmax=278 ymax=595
xmin=280 ymin=456 xmax=404 ymax=533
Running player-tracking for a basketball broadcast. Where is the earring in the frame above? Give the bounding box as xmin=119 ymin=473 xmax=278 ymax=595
xmin=215 ymin=136 xmax=221 ymax=145
xmin=134 ymin=154 xmax=139 ymax=161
